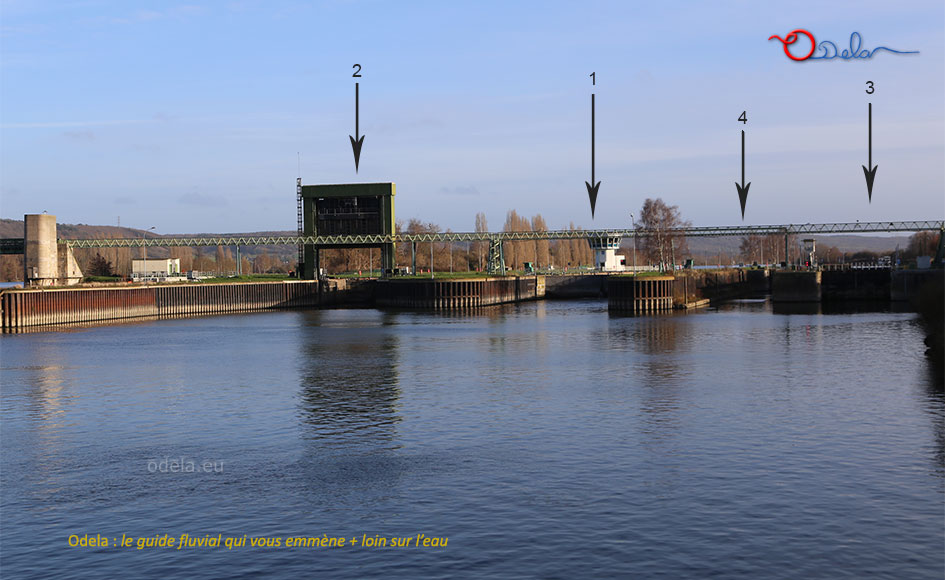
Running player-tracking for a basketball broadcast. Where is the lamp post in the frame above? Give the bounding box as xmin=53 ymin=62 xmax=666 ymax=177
xmin=143 ymin=226 xmax=155 ymax=260
xmin=139 ymin=226 xmax=155 ymax=281
xmin=629 ymin=212 xmax=636 ymax=273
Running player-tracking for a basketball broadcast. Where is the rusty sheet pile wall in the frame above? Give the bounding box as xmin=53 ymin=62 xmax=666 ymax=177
xmin=1 ymin=281 xmax=320 ymax=329
xmin=375 ymin=276 xmax=544 ymax=309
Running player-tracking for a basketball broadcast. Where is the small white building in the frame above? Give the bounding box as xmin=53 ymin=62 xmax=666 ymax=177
xmin=132 ymin=258 xmax=181 ymax=281
xmin=588 ymin=236 xmax=627 ymax=272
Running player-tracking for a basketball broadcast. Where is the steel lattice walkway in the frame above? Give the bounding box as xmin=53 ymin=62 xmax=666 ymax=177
xmin=59 ymin=220 xmax=944 ymax=248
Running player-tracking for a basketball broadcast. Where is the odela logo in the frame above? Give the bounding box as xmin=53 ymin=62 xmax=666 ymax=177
xmin=768 ymin=30 xmax=919 ymax=61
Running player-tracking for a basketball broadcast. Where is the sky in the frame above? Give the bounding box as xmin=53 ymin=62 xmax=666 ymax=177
xmin=1 ymin=0 xmax=943 ymax=234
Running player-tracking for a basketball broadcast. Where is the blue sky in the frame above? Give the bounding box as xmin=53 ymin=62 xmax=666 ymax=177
xmin=2 ymin=0 xmax=943 ymax=234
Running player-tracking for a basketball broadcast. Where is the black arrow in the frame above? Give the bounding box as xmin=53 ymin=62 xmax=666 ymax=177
xmin=349 ymin=82 xmax=364 ymax=172
xmin=862 ymin=102 xmax=877 ymax=202
xmin=585 ymin=93 xmax=600 ymax=217
xmin=735 ymin=129 xmax=751 ymax=219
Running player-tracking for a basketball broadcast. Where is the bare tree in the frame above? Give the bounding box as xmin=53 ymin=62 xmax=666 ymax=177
xmin=474 ymin=212 xmax=488 ymax=271
xmin=503 ymin=210 xmax=520 ymax=270
xmin=908 ymin=231 xmax=939 ymax=258
xmin=739 ymin=235 xmax=763 ymax=264
xmin=552 ymin=237 xmax=572 ymax=269
xmin=532 ymin=214 xmax=550 ymax=268
xmin=567 ymin=222 xmax=591 ymax=268
xmin=0 ymin=255 xmax=23 ymax=282
xmin=170 ymin=246 xmax=193 ymax=272
xmin=636 ymin=198 xmax=691 ymax=268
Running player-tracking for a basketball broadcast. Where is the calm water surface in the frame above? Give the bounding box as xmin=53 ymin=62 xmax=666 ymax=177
xmin=1 ymin=300 xmax=943 ymax=578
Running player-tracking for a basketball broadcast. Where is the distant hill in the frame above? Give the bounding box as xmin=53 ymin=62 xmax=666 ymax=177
xmin=1 ymin=218 xmax=299 ymax=241
xmin=804 ymin=234 xmax=910 ymax=253
xmin=0 ymin=219 xmax=299 ymax=265
xmin=0 ymin=218 xmax=159 ymax=241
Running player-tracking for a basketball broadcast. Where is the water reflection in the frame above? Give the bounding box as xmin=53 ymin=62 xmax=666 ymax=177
xmin=296 ymin=310 xmax=402 ymax=449
xmin=607 ymin=314 xmax=690 ymax=495
xmin=771 ymin=300 xmax=916 ymax=316
xmin=2 ymin=339 xmax=76 ymax=506
xmin=608 ymin=313 xmax=687 ymax=458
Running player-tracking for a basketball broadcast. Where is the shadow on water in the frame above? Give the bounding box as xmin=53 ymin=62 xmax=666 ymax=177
xmin=771 ymin=300 xmax=917 ymax=316
xmin=375 ymin=300 xmax=533 ymax=325
xmin=921 ymin=361 xmax=945 ymax=476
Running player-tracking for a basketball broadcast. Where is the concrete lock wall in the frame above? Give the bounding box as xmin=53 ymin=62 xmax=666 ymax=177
xmin=821 ymin=269 xmax=890 ymax=301
xmin=24 ymin=214 xmax=59 ymax=286
xmin=544 ymin=274 xmax=609 ymax=298
xmin=771 ymin=271 xmax=822 ymax=302
xmin=670 ymin=269 xmax=755 ymax=306
xmin=891 ymin=270 xmax=945 ymax=302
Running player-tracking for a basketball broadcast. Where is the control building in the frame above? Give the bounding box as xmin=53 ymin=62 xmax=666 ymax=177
xmin=298 ymin=182 xmax=396 ymax=279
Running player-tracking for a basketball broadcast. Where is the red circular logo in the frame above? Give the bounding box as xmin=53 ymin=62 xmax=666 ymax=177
xmin=768 ymin=29 xmax=816 ymax=61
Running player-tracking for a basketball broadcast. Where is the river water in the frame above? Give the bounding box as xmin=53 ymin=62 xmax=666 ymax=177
xmin=1 ymin=299 xmax=942 ymax=578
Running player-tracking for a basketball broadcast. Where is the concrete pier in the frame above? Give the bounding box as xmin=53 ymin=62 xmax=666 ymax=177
xmin=607 ymin=276 xmax=675 ymax=313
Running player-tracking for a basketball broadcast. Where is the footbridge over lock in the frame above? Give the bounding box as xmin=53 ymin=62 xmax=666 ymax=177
xmin=54 ymin=219 xmax=945 ymax=278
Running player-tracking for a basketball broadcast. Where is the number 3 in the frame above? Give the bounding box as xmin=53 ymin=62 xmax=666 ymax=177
xmin=865 ymin=81 xmax=874 ymax=94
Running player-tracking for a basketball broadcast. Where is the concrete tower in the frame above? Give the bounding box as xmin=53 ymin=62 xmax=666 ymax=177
xmin=24 ymin=214 xmax=58 ymax=286
xmin=23 ymin=214 xmax=82 ymax=286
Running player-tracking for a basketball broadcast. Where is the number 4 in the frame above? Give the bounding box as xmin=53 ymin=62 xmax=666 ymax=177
xmin=738 ymin=111 xmax=747 ymax=124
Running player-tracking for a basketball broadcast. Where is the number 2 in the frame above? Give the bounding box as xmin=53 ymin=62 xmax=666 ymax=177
xmin=865 ymin=80 xmax=874 ymax=94
xmin=738 ymin=111 xmax=747 ymax=124
xmin=352 ymin=64 xmax=362 ymax=78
